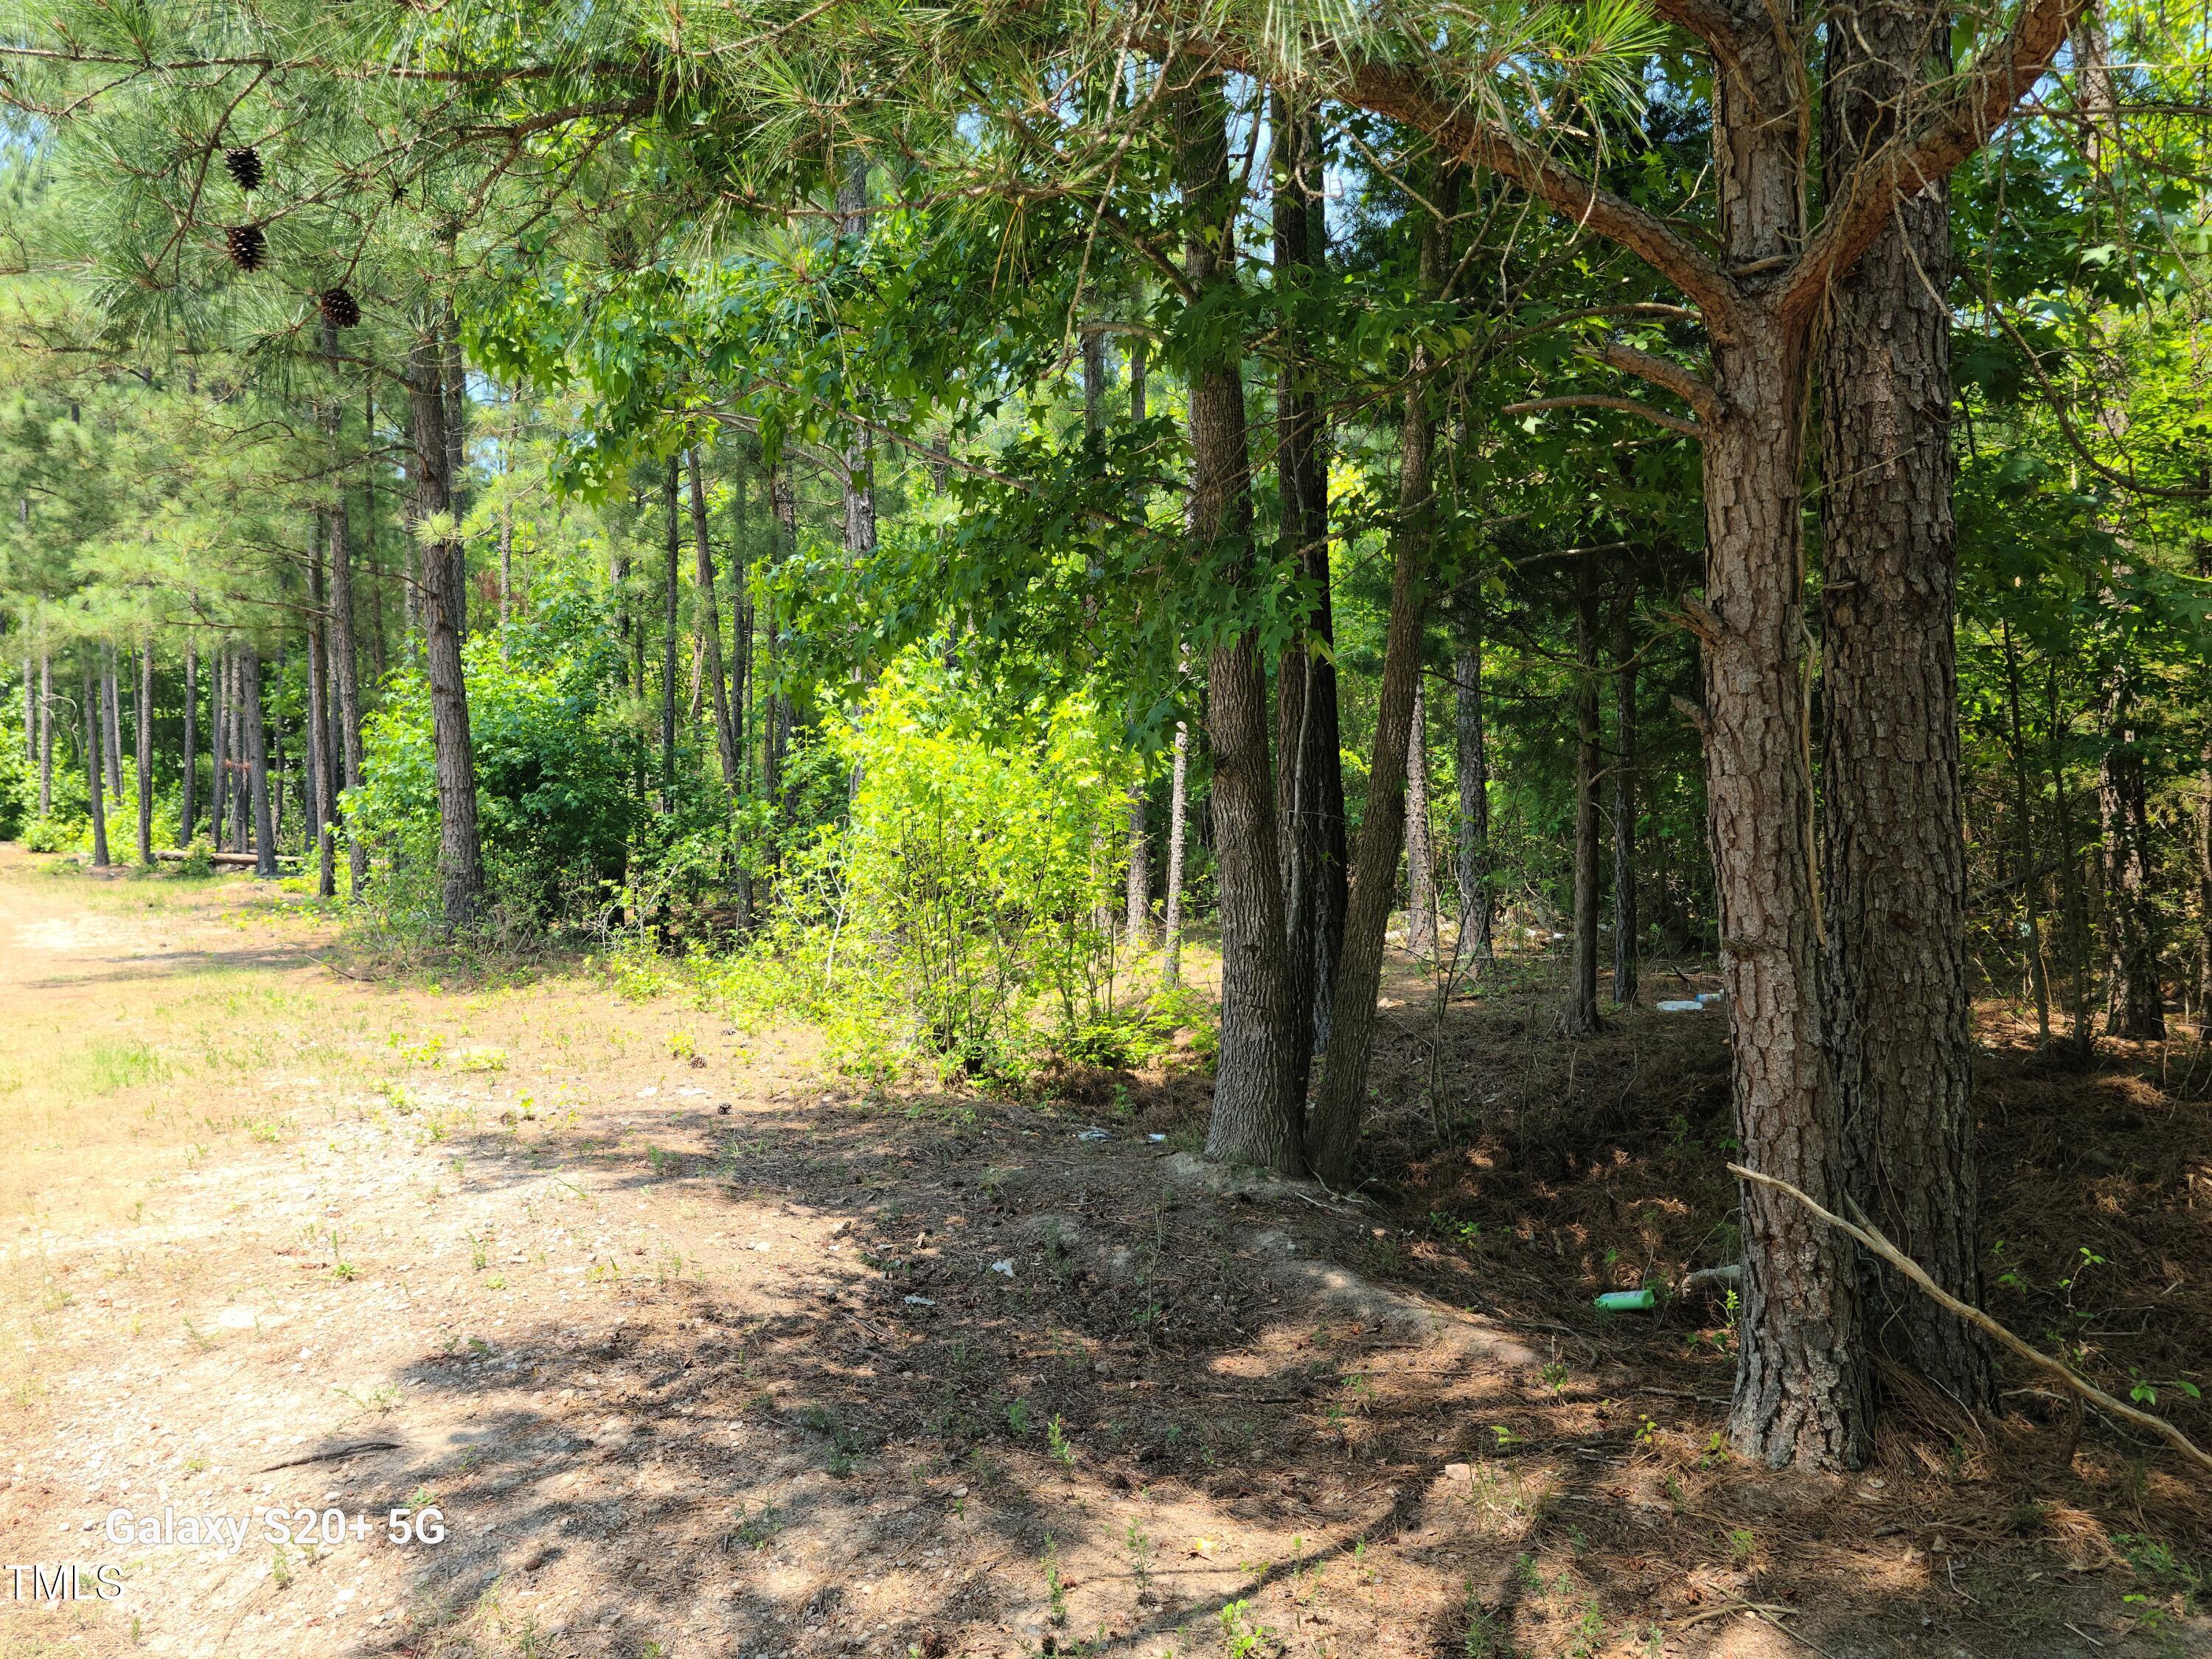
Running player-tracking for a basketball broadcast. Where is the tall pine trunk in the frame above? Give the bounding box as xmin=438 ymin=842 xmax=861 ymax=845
xmin=688 ymin=449 xmax=740 ymax=799
xmin=133 ymin=647 xmax=153 ymax=865
xmin=1304 ymin=163 xmax=1451 ymax=1183
xmin=1611 ymin=593 xmax=1640 ymax=1006
xmin=1707 ymin=314 xmax=1870 ymax=1470
xmin=1175 ymin=70 xmax=1304 ymax=1175
xmin=37 ymin=654 xmax=52 ymax=818
xmin=1999 ymin=619 xmax=2052 ymax=1043
xmin=2100 ymin=677 xmax=2166 ymax=1037
xmin=241 ymin=647 xmax=276 ymax=880
xmin=1162 ymin=721 xmax=1189 ymax=986
xmin=83 ymin=663 xmax=109 ymax=867
xmin=408 ymin=331 xmax=485 ymax=927
xmin=209 ymin=647 xmax=229 ymax=850
xmin=102 ymin=646 xmax=122 ymax=804
xmin=1818 ymin=0 xmax=1992 ymax=1411
xmin=1273 ymin=91 xmax=1349 ymax=1073
xmin=1305 ymin=433 xmax=1433 ymax=1183
xmin=661 ymin=465 xmax=681 ymax=807
xmin=1453 ymin=602 xmax=1492 ymax=967
xmin=307 ymin=524 xmax=336 ymax=900
xmin=180 ymin=637 xmax=197 ymax=846
xmin=1405 ymin=678 xmax=1440 ymax=957
xmin=1564 ymin=557 xmax=1603 ymax=1034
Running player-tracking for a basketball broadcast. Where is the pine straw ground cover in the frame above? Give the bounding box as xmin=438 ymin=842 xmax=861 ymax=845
xmin=0 ymin=855 xmax=2204 ymax=1659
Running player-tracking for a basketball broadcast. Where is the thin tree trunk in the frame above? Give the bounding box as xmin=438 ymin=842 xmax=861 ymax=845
xmin=1125 ymin=784 xmax=1151 ymax=943
xmin=37 ymin=654 xmax=52 ymax=818
xmin=180 ymin=636 xmax=197 ymax=846
xmin=688 ymin=448 xmax=740 ymax=799
xmin=1176 ymin=70 xmax=1302 ymax=1175
xmin=661 ymin=464 xmax=681 ymax=808
xmin=2045 ymin=664 xmax=2096 ymax=1058
xmin=1405 ymin=677 xmax=1440 ymax=958
xmin=2000 ymin=619 xmax=2051 ymax=1043
xmin=835 ymin=158 xmax=879 ymax=563
xmin=210 ymin=647 xmax=229 ymax=851
xmin=330 ymin=494 xmax=366 ymax=895
xmin=134 ymin=646 xmax=153 ymax=865
xmin=17 ymin=655 xmax=26 ymax=768
xmin=408 ymin=332 xmax=485 ymax=928
xmin=765 ymin=462 xmax=796 ymax=818
xmin=307 ymin=524 xmax=336 ymax=900
xmin=83 ymin=663 xmax=109 ymax=867
xmin=2100 ymin=675 xmax=2166 ymax=1037
xmin=1453 ymin=602 xmax=1492 ymax=968
xmin=1272 ymin=93 xmax=1349 ymax=1065
xmin=1818 ymin=0 xmax=1991 ymax=1410
xmin=442 ymin=309 xmax=470 ymax=640
xmin=1305 ymin=443 xmax=1432 ymax=1183
xmin=1304 ymin=164 xmax=1453 ymax=1182
xmin=1162 ymin=721 xmax=1189 ymax=986
xmin=1611 ymin=591 xmax=1640 ymax=1006
xmin=241 ymin=646 xmax=276 ymax=879
xmin=102 ymin=646 xmax=122 ymax=804
xmin=1565 ymin=557 xmax=1603 ymax=1034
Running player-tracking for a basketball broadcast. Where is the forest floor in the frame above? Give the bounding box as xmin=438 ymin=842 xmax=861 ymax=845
xmin=0 ymin=848 xmax=2207 ymax=1659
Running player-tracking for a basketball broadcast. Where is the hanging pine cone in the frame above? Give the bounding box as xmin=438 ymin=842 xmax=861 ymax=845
xmin=224 ymin=223 xmax=266 ymax=272
xmin=223 ymin=147 xmax=263 ymax=192
xmin=317 ymin=288 xmax=361 ymax=329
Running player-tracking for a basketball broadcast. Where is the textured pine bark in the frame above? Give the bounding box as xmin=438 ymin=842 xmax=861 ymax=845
xmin=1175 ymin=71 xmax=1304 ymax=1174
xmin=1565 ymin=559 xmax=1602 ymax=1034
xmin=1817 ymin=0 xmax=1992 ymax=1408
xmin=408 ymin=335 xmax=485 ymax=928
xmin=1709 ymin=322 xmax=1871 ymax=1470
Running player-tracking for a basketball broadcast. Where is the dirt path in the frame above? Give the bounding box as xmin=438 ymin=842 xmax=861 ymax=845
xmin=0 ymin=857 xmax=2192 ymax=1659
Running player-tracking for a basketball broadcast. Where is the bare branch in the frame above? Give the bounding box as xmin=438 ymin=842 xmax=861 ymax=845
xmin=1781 ymin=0 xmax=2093 ymax=319
xmin=1504 ymin=394 xmax=1704 ymax=439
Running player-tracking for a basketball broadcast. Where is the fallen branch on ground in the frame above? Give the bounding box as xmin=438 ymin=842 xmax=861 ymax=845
xmin=253 ymin=1439 xmax=400 ymax=1472
xmin=1728 ymin=1162 xmax=2212 ymax=1480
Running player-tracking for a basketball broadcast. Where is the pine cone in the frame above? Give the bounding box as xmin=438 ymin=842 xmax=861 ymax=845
xmin=224 ymin=224 xmax=266 ymax=272
xmin=318 ymin=288 xmax=361 ymax=329
xmin=223 ymin=147 xmax=263 ymax=192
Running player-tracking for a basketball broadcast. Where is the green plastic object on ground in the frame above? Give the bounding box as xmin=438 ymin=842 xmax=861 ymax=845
xmin=1593 ymin=1287 xmax=1657 ymax=1312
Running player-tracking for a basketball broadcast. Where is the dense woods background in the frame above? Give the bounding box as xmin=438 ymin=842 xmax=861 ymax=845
xmin=1 ymin=0 xmax=2208 ymax=1478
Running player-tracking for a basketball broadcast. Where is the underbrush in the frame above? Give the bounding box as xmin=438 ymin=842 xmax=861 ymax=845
xmin=1343 ymin=956 xmax=2212 ymax=1630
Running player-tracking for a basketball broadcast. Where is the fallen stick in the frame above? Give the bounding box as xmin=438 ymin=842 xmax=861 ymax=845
xmin=253 ymin=1439 xmax=400 ymax=1473
xmin=1728 ymin=1163 xmax=2212 ymax=1480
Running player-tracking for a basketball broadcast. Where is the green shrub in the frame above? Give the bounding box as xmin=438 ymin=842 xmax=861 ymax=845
xmin=349 ymin=612 xmax=636 ymax=928
xmin=822 ymin=654 xmax=1138 ymax=1073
